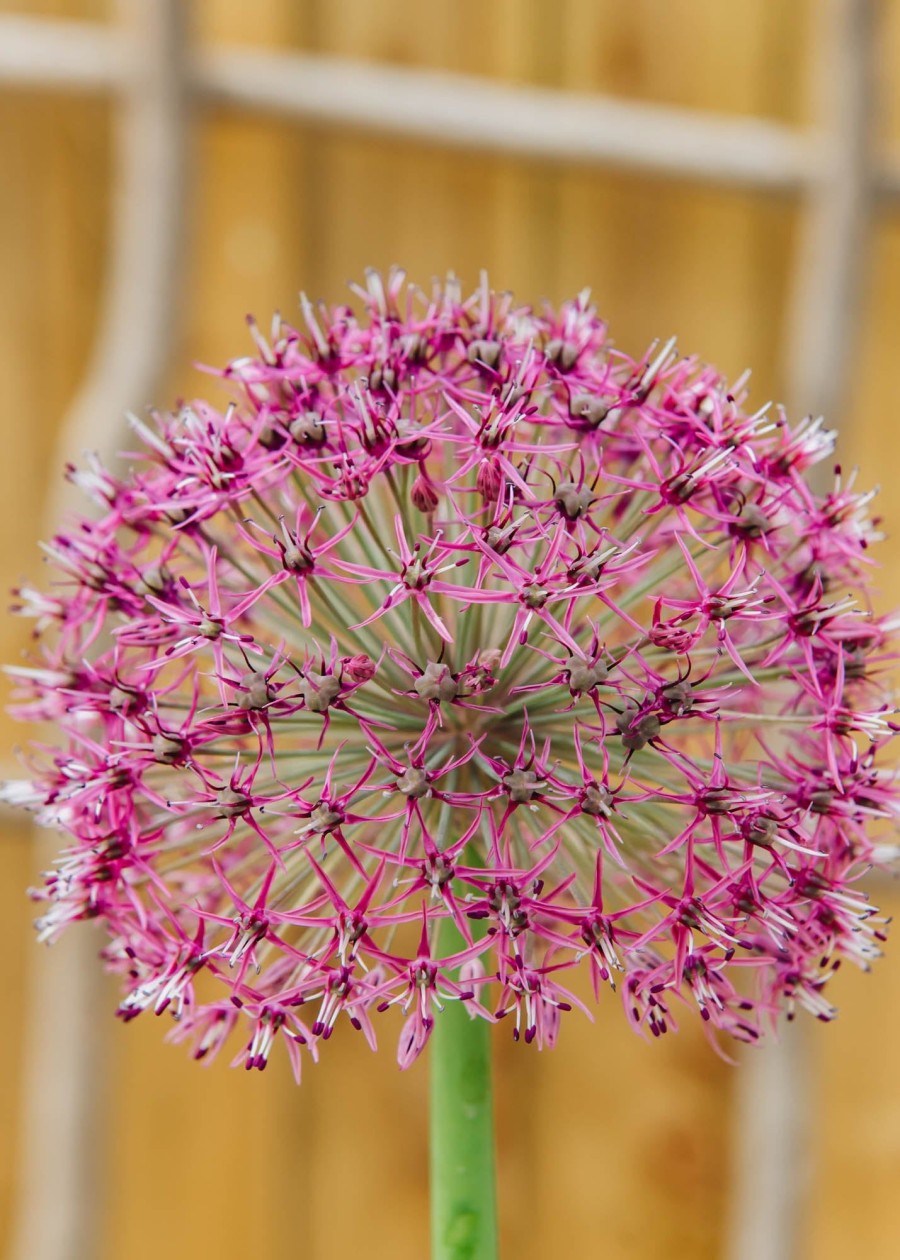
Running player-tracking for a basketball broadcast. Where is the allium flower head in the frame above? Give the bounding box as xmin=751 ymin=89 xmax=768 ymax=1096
xmin=8 ymin=269 xmax=899 ymax=1077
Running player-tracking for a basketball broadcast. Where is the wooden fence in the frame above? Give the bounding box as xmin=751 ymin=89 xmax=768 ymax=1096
xmin=2 ymin=3 xmax=900 ymax=1257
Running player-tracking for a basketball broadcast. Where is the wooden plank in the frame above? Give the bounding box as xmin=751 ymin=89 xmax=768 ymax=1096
xmin=0 ymin=35 xmax=119 ymax=1260
xmin=0 ymin=0 xmax=111 ymax=1231
xmin=802 ymin=212 xmax=900 ymax=1259
xmin=0 ymin=824 xmax=41 ymax=1252
xmin=547 ymin=8 xmax=791 ymax=1256
xmin=99 ymin=4 xmax=316 ymax=1258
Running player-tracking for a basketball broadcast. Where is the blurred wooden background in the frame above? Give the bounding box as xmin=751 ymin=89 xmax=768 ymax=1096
xmin=3 ymin=2 xmax=900 ymax=1257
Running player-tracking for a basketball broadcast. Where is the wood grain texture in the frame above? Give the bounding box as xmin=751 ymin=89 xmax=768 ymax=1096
xmin=1 ymin=2 xmax=898 ymax=1258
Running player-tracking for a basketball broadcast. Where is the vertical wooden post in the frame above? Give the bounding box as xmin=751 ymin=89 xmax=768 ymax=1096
xmin=726 ymin=5 xmax=876 ymax=1260
xmin=8 ymin=5 xmax=189 ymax=1260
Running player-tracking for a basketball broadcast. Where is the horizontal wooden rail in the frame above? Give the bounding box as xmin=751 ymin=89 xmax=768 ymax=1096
xmin=0 ymin=16 xmax=126 ymax=92
xmin=1 ymin=13 xmax=892 ymax=195
xmin=194 ymin=46 xmax=817 ymax=190
xmin=9 ymin=16 xmax=900 ymax=199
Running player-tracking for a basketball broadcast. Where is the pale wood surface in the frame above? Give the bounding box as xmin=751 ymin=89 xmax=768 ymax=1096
xmin=2 ymin=3 xmax=899 ymax=1257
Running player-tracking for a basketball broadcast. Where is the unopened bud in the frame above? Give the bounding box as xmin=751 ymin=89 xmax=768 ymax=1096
xmin=477 ymin=458 xmax=502 ymax=503
xmin=341 ymin=654 xmax=376 ymax=684
xmin=410 ymin=474 xmax=439 ymax=513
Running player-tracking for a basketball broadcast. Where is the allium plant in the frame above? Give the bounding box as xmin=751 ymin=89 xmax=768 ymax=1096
xmin=7 ymin=269 xmax=899 ymax=1257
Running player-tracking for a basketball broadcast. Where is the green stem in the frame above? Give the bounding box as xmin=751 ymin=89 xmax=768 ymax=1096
xmin=430 ymin=916 xmax=498 ymax=1260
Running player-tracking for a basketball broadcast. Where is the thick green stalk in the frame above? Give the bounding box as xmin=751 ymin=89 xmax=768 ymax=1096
xmin=430 ymin=918 xmax=498 ymax=1260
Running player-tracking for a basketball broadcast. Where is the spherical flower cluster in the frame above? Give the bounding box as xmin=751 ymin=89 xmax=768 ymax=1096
xmin=7 ymin=269 xmax=899 ymax=1078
